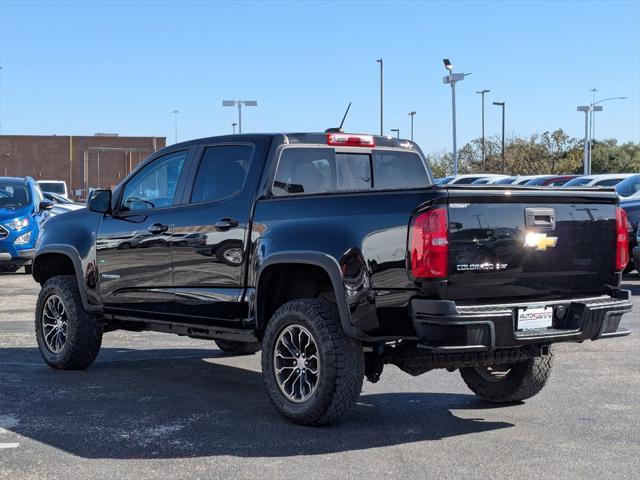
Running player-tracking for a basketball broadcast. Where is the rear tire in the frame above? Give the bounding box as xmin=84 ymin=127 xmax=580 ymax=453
xmin=261 ymin=298 xmax=363 ymax=425
xmin=24 ymin=264 xmax=33 ymax=275
xmin=215 ymin=339 xmax=261 ymax=356
xmin=35 ymin=275 xmax=103 ymax=370
xmin=459 ymin=349 xmax=553 ymax=402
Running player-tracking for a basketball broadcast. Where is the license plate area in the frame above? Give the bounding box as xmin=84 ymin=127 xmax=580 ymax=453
xmin=517 ymin=306 xmax=553 ymax=331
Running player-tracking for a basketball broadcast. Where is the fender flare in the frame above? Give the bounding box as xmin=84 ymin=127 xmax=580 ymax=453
xmin=33 ymin=245 xmax=99 ymax=313
xmin=255 ymin=251 xmax=357 ymax=338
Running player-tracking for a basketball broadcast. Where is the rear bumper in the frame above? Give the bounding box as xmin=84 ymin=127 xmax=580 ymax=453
xmin=410 ymin=290 xmax=632 ymax=353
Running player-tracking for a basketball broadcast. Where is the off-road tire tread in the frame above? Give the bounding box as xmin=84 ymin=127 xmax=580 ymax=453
xmin=262 ymin=298 xmax=363 ymax=426
xmin=215 ymin=339 xmax=262 ymax=356
xmin=35 ymin=275 xmax=102 ymax=370
xmin=459 ymin=350 xmax=553 ymax=402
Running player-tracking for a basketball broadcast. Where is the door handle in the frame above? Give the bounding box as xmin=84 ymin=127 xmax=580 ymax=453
xmin=525 ymin=208 xmax=556 ymax=230
xmin=147 ymin=223 xmax=169 ymax=234
xmin=215 ymin=218 xmax=239 ymax=230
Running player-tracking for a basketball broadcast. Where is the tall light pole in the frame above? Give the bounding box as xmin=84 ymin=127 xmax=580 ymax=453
xmin=493 ymin=102 xmax=505 ymax=173
xmin=172 ymin=110 xmax=179 ymax=144
xmin=390 ymin=128 xmax=400 ymax=138
xmin=0 ymin=66 xmax=3 ymax=135
xmin=577 ymin=105 xmax=601 ymax=175
xmin=232 ymin=122 xmax=237 ymax=134
xmin=442 ymin=59 xmax=470 ymax=175
xmin=222 ymin=100 xmax=258 ymax=134
xmin=408 ymin=111 xmax=416 ymax=141
xmin=476 ymin=89 xmax=490 ymax=170
xmin=376 ymin=59 xmax=383 ymax=135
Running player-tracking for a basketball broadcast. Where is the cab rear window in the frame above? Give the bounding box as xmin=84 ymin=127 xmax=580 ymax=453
xmin=273 ymin=147 xmax=429 ymax=196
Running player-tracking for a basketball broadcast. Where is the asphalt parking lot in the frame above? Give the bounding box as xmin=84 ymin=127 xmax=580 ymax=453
xmin=0 ymin=272 xmax=638 ymax=480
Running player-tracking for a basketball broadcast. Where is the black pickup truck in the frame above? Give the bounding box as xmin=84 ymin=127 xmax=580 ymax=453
xmin=32 ymin=132 xmax=633 ymax=425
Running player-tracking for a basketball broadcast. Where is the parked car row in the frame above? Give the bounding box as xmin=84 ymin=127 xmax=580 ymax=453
xmin=436 ymin=173 xmax=640 ymax=198
xmin=3 ymin=168 xmax=639 ymax=275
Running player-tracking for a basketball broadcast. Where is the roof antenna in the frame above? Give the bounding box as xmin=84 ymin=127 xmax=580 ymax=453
xmin=325 ymin=102 xmax=351 ymax=133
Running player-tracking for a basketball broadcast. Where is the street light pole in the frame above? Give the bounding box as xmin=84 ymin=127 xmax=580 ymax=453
xmin=577 ymin=105 xmax=601 ymax=174
xmin=493 ymin=102 xmax=505 ymax=173
xmin=376 ymin=59 xmax=383 ymax=136
xmin=476 ymin=89 xmax=490 ymax=170
xmin=232 ymin=122 xmax=237 ymax=134
xmin=172 ymin=110 xmax=179 ymax=144
xmin=390 ymin=128 xmax=400 ymax=139
xmin=408 ymin=111 xmax=416 ymax=141
xmin=0 ymin=66 xmax=3 ymax=135
xmin=222 ymin=100 xmax=258 ymax=134
xmin=442 ymin=59 xmax=470 ymax=175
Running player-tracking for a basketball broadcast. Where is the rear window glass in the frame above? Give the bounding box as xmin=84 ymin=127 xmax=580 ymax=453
xmin=594 ymin=178 xmax=624 ymax=187
xmin=273 ymin=148 xmax=428 ymax=196
xmin=39 ymin=182 xmax=65 ymax=194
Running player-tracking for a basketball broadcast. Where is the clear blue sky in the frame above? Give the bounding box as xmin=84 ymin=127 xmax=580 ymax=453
xmin=0 ymin=0 xmax=638 ymax=153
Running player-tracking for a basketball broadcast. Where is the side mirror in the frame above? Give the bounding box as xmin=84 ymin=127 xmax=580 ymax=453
xmin=87 ymin=189 xmax=112 ymax=214
xmin=39 ymin=201 xmax=54 ymax=211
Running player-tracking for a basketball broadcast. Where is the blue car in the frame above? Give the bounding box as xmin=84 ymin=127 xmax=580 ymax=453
xmin=0 ymin=177 xmax=53 ymax=273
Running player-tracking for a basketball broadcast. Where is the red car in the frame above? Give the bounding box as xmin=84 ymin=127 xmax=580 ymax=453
xmin=524 ymin=175 xmax=579 ymax=186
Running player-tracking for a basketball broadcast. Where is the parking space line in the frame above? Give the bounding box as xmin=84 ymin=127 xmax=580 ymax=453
xmin=0 ymin=443 xmax=20 ymax=449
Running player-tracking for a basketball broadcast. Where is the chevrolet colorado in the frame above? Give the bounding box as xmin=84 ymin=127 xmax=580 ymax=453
xmin=32 ymin=132 xmax=633 ymax=425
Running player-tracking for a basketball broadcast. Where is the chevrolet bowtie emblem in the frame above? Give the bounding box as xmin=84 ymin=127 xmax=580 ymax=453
xmin=524 ymin=232 xmax=558 ymax=251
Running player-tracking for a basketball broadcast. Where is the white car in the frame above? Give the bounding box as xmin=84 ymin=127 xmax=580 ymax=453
xmin=38 ymin=180 xmax=69 ymax=199
xmin=563 ymin=174 xmax=633 ymax=188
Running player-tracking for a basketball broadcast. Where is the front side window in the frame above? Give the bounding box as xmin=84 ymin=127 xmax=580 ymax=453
xmin=191 ymin=145 xmax=253 ymax=203
xmin=121 ymin=151 xmax=187 ymax=211
xmin=32 ymin=184 xmax=44 ymax=205
xmin=273 ymin=148 xmax=428 ymax=196
xmin=39 ymin=182 xmax=65 ymax=194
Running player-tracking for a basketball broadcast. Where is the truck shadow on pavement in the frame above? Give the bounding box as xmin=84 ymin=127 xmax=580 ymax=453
xmin=0 ymin=347 xmax=515 ymax=459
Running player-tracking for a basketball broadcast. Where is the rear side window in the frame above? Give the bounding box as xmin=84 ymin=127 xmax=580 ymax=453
xmin=191 ymin=145 xmax=253 ymax=203
xmin=372 ymin=151 xmax=429 ymax=189
xmin=595 ymin=178 xmax=623 ymax=187
xmin=273 ymin=147 xmax=428 ymax=196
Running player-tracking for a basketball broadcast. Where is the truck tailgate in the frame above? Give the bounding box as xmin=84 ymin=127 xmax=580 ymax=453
xmin=445 ymin=188 xmax=619 ymax=303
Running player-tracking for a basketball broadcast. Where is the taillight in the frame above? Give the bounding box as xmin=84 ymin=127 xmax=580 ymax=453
xmin=409 ymin=207 xmax=449 ymax=279
xmin=326 ymin=133 xmax=375 ymax=147
xmin=615 ymin=207 xmax=629 ymax=271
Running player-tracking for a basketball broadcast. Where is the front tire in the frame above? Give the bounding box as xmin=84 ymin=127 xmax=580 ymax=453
xmin=261 ymin=299 xmax=363 ymax=426
xmin=35 ymin=275 xmax=103 ymax=370
xmin=459 ymin=349 xmax=554 ymax=402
